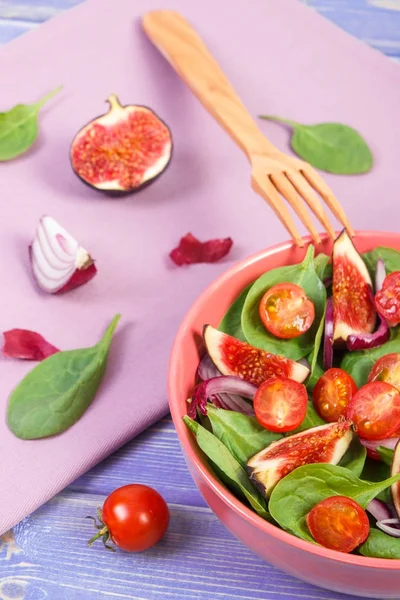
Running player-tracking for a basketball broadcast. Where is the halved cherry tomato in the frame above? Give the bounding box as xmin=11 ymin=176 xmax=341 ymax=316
xmin=306 ymin=496 xmax=369 ymax=553
xmin=259 ymin=282 xmax=315 ymax=339
xmin=346 ymin=381 xmax=400 ymax=440
xmin=312 ymin=368 xmax=357 ymax=423
xmin=375 ymin=271 xmax=400 ymax=327
xmin=368 ymin=353 xmax=400 ymax=391
xmin=254 ymin=376 xmax=308 ymax=432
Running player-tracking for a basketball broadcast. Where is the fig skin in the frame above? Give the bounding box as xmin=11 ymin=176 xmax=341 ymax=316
xmin=70 ymin=95 xmax=173 ymax=196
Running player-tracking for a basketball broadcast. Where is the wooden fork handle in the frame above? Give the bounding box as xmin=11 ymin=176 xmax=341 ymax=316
xmin=142 ymin=10 xmax=276 ymax=162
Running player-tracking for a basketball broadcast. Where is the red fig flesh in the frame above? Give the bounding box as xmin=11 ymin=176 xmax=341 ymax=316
xmin=332 ymin=230 xmax=376 ymax=345
xmin=30 ymin=216 xmax=97 ymax=294
xmin=247 ymin=421 xmax=353 ymax=497
xmin=203 ymin=325 xmax=310 ymax=387
xmin=70 ymin=95 xmax=172 ymax=194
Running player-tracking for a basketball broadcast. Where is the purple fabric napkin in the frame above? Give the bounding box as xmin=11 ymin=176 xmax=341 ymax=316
xmin=0 ymin=0 xmax=399 ymax=534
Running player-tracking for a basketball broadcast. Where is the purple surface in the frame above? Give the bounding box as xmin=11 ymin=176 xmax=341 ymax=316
xmin=1 ymin=0 xmax=400 ymax=537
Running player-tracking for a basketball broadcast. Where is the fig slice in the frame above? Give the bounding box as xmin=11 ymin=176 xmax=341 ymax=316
xmin=203 ymin=325 xmax=310 ymax=387
xmin=247 ymin=420 xmax=353 ymax=497
xmin=332 ymin=230 xmax=376 ymax=345
xmin=30 ymin=215 xmax=97 ymax=294
xmin=70 ymin=94 xmax=172 ymax=194
xmin=391 ymin=439 xmax=400 ymax=518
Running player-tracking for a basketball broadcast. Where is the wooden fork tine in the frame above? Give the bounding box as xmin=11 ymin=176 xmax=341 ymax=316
xmin=251 ymin=172 xmax=304 ymax=247
xmin=301 ymin=165 xmax=354 ymax=237
xmin=271 ymin=173 xmax=321 ymax=245
xmin=286 ymin=170 xmax=336 ymax=240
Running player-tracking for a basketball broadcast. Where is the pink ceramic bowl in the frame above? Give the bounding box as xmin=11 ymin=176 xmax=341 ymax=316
xmin=168 ymin=230 xmax=400 ymax=599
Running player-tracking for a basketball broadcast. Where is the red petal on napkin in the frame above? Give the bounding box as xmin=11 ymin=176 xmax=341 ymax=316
xmin=170 ymin=233 xmax=233 ymax=266
xmin=2 ymin=329 xmax=60 ymax=361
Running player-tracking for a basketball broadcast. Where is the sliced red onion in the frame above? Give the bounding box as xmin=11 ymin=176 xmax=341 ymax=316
xmin=375 ymin=258 xmax=386 ymax=293
xmin=346 ymin=314 xmax=390 ymax=351
xmin=197 ymin=353 xmax=221 ymax=381
xmin=367 ymin=498 xmax=392 ymax=522
xmin=30 ymin=215 xmax=97 ymax=294
xmin=218 ymin=393 xmax=255 ymax=415
xmin=187 ymin=375 xmax=257 ymax=418
xmin=2 ymin=329 xmax=59 ymax=361
xmin=376 ymin=518 xmax=400 ymax=537
xmin=360 ymin=437 xmax=399 ymax=453
xmin=323 ymin=297 xmax=334 ymax=370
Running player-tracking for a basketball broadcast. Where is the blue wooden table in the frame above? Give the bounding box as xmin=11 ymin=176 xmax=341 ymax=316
xmin=1 ymin=2 xmax=400 ymax=599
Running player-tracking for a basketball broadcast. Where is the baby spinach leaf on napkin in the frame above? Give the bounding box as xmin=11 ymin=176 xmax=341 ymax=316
xmin=269 ymin=463 xmax=400 ymax=543
xmin=0 ymin=86 xmax=62 ymax=161
xmin=259 ymin=115 xmax=373 ymax=175
xmin=241 ymin=245 xmax=326 ymax=360
xmin=359 ymin=528 xmax=400 ymax=559
xmin=183 ymin=416 xmax=270 ymax=519
xmin=207 ymin=405 xmax=281 ymax=466
xmin=219 ymin=284 xmax=251 ymax=341
xmin=7 ymin=314 xmax=120 ymax=439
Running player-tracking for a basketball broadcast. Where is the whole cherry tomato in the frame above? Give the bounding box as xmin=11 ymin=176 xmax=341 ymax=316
xmin=88 ymin=484 xmax=170 ymax=552
xmin=259 ymin=282 xmax=315 ymax=339
xmin=306 ymin=496 xmax=369 ymax=553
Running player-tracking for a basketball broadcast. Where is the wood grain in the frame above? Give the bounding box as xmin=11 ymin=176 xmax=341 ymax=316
xmin=1 ymin=2 xmax=399 ymax=599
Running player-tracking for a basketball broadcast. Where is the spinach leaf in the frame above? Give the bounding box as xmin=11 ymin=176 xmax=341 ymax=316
xmin=362 ymin=247 xmax=400 ymax=279
xmin=359 ymin=528 xmax=400 ymax=559
xmin=307 ymin=304 xmax=326 ymax=390
xmin=259 ymin=115 xmax=373 ymax=175
xmin=269 ymin=463 xmax=400 ymax=543
xmin=341 ymin=337 xmax=400 ymax=387
xmin=290 ymin=401 xmax=325 ymax=434
xmin=241 ymin=246 xmax=326 ymax=360
xmin=0 ymin=87 xmax=62 ymax=161
xmin=361 ymin=457 xmax=392 ymax=503
xmin=207 ymin=405 xmax=281 ymax=466
xmin=314 ymin=253 xmax=331 ymax=282
xmin=338 ymin=437 xmax=367 ymax=477
xmin=219 ymin=284 xmax=251 ymax=341
xmin=377 ymin=446 xmax=394 ymax=466
xmin=183 ymin=416 xmax=270 ymax=519
xmin=7 ymin=315 xmax=120 ymax=439
xmin=305 ymin=360 xmax=324 ymax=393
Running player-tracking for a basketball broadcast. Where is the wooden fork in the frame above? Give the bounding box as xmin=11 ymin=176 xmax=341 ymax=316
xmin=142 ymin=10 xmax=354 ymax=247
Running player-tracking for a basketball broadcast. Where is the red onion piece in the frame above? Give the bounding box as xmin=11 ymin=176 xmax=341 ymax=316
xmin=360 ymin=437 xmax=399 ymax=454
xmin=375 ymin=258 xmax=386 ymax=292
xmin=197 ymin=353 xmax=221 ymax=380
xmin=346 ymin=314 xmax=390 ymax=351
xmin=188 ymin=375 xmax=256 ymax=418
xmin=376 ymin=518 xmax=400 ymax=537
xmin=2 ymin=329 xmax=60 ymax=361
xmin=30 ymin=215 xmax=97 ymax=294
xmin=367 ymin=499 xmax=392 ymax=522
xmin=170 ymin=233 xmax=233 ymax=266
xmin=323 ymin=297 xmax=334 ymax=370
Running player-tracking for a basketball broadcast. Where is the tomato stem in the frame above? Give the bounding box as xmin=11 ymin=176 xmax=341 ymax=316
xmin=88 ymin=525 xmax=109 ymax=546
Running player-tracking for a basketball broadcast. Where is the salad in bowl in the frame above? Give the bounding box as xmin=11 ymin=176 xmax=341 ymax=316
xmin=182 ymin=230 xmax=400 ymax=560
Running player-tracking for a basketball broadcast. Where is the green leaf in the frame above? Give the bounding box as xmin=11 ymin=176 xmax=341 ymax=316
xmin=259 ymin=115 xmax=373 ymax=175
xmin=269 ymin=463 xmax=400 ymax=543
xmin=360 ymin=457 xmax=392 ymax=503
xmin=377 ymin=446 xmax=394 ymax=466
xmin=7 ymin=315 xmax=120 ymax=439
xmin=218 ymin=284 xmax=251 ymax=341
xmin=0 ymin=86 xmax=62 ymax=161
xmin=314 ymin=253 xmax=331 ymax=282
xmin=362 ymin=247 xmax=400 ymax=279
xmin=241 ymin=245 xmax=326 ymax=360
xmin=341 ymin=337 xmax=400 ymax=387
xmin=338 ymin=437 xmax=367 ymax=477
xmin=359 ymin=528 xmax=400 ymax=559
xmin=207 ymin=405 xmax=281 ymax=466
xmin=307 ymin=304 xmax=326 ymax=388
xmin=290 ymin=401 xmax=325 ymax=434
xmin=183 ymin=416 xmax=270 ymax=519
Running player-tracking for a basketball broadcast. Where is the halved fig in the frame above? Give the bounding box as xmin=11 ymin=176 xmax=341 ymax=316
xmin=247 ymin=421 xmax=353 ymax=497
xmin=332 ymin=230 xmax=376 ymax=345
xmin=391 ymin=439 xmax=400 ymax=518
xmin=203 ymin=325 xmax=310 ymax=387
xmin=70 ymin=94 xmax=172 ymax=194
